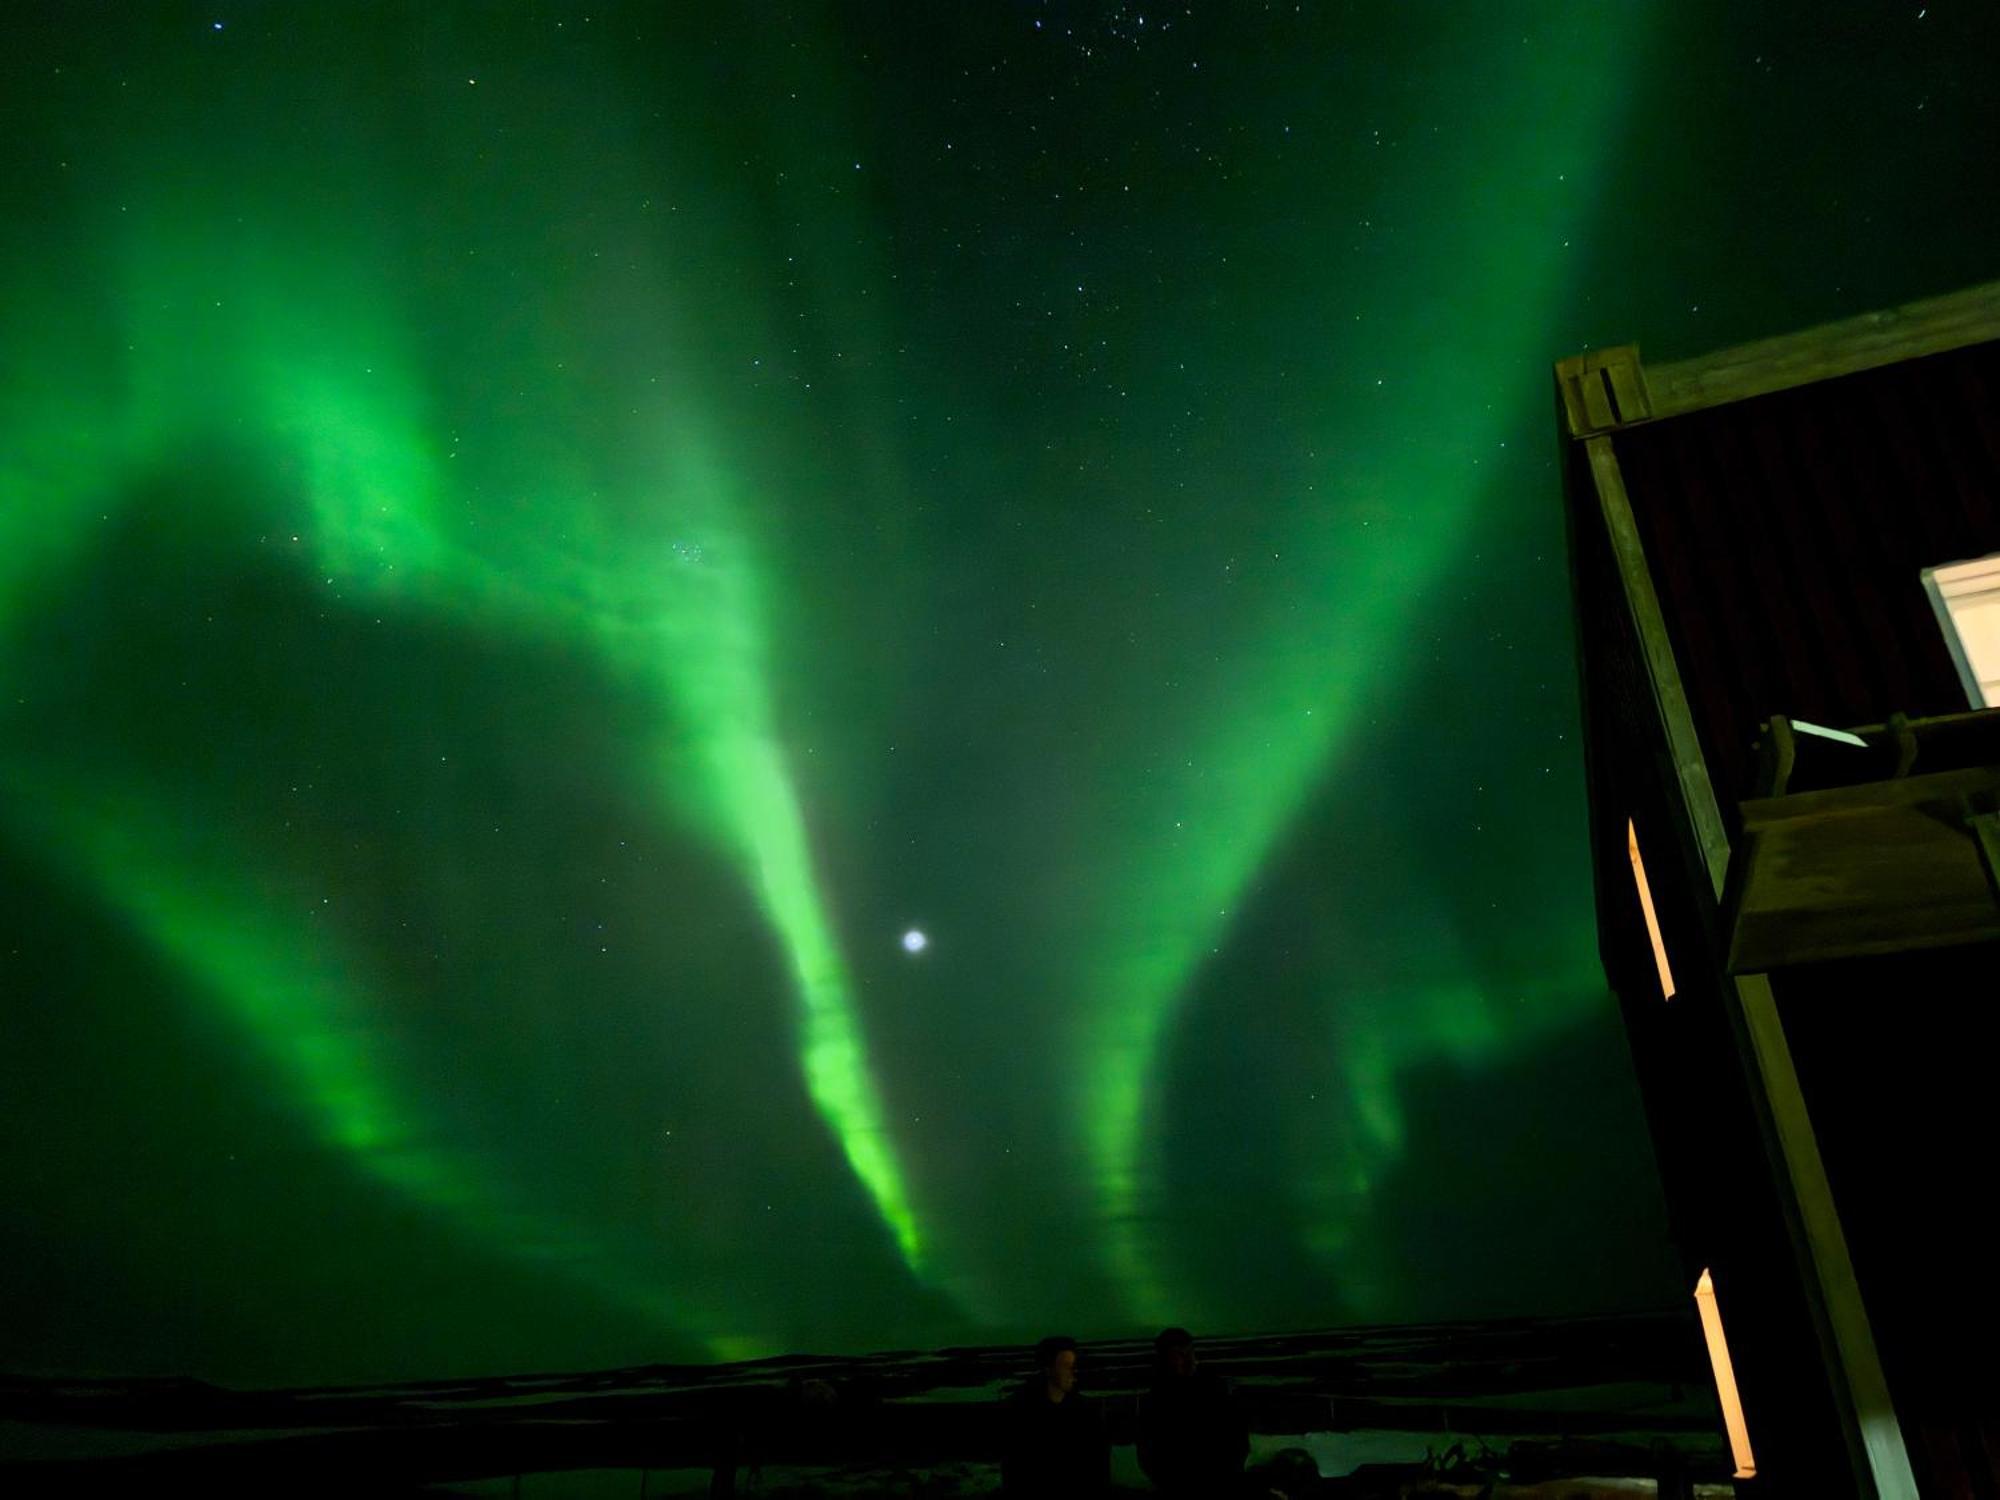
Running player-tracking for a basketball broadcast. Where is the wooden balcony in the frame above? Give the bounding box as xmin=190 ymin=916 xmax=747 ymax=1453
xmin=1722 ymin=710 xmax=2000 ymax=973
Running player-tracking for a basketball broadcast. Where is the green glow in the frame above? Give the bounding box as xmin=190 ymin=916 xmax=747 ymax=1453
xmin=578 ymin=432 xmax=934 ymax=1279
xmin=1 ymin=166 xmax=935 ymax=1319
xmin=11 ymin=0 xmax=1930 ymax=1378
xmin=0 ymin=772 xmax=714 ymax=1345
xmin=698 ymin=729 xmax=930 ymax=1275
xmin=1071 ymin=10 xmax=1658 ymax=1320
xmin=228 ymin=258 xmax=935 ymax=1286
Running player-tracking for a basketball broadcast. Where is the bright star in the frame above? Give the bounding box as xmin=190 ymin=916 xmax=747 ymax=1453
xmin=901 ymin=929 xmax=928 ymax=954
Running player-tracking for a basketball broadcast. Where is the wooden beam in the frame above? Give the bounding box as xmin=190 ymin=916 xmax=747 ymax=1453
xmin=1557 ymin=345 xmax=1651 ymax=438
xmin=1648 ymin=279 xmax=2000 ymax=419
xmin=1584 ymin=439 xmax=1731 ymax=877
xmin=1556 ymin=278 xmax=2000 ymax=433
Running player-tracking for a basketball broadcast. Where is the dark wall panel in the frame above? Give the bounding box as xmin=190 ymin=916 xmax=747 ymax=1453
xmin=1613 ymin=342 xmax=2000 ymax=806
xmin=1778 ymin=947 xmax=2000 ymax=1500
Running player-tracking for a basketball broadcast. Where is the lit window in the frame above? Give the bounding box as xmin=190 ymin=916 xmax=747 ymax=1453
xmin=1695 ymin=1268 xmax=1759 ymax=1480
xmin=1627 ymin=819 xmax=1676 ymax=1000
xmin=1924 ymin=554 xmax=2000 ymax=708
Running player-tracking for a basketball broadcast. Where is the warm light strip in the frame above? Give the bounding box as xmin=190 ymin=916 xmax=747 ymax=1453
xmin=1695 ymin=1268 xmax=1759 ymax=1480
xmin=1627 ymin=818 xmax=1676 ymax=1000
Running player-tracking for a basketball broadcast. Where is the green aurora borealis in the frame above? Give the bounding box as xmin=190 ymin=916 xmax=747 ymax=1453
xmin=3 ymin=2 xmax=1996 ymax=1383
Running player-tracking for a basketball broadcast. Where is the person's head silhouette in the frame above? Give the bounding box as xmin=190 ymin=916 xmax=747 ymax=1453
xmin=1153 ymin=1325 xmax=1197 ymax=1380
xmin=1034 ymin=1335 xmax=1080 ymax=1400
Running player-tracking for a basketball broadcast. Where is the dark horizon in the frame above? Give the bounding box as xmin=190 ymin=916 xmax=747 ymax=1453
xmin=7 ymin=1297 xmax=1697 ymax=1391
xmin=3 ymin=1307 xmax=1727 ymax=1493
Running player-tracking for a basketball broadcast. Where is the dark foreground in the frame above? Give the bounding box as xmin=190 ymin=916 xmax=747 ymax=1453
xmin=0 ymin=1310 xmax=1736 ymax=1497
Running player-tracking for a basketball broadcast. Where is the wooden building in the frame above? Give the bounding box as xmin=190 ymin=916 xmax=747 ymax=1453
xmin=1557 ymin=281 xmax=2000 ymax=1499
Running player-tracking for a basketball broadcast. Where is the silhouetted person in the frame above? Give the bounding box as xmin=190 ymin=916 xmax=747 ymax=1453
xmin=1001 ymin=1334 xmax=1110 ymax=1498
xmin=1138 ymin=1327 xmax=1249 ymax=1496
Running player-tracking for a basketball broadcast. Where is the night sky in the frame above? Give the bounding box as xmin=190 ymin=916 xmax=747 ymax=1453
xmin=3 ymin=2 xmax=1995 ymax=1387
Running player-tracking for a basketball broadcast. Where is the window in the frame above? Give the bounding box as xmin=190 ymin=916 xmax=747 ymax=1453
xmin=1695 ymin=1268 xmax=1758 ymax=1480
xmin=1924 ymin=553 xmax=2000 ymax=709
xmin=1627 ymin=819 xmax=1676 ymax=1000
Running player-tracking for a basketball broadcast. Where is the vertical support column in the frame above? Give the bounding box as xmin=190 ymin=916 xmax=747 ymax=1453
xmin=1585 ymin=435 xmax=1917 ymax=1500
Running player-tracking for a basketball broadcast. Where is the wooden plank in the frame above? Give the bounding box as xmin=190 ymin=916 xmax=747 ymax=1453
xmin=1648 ymin=280 xmax=2000 ymax=419
xmin=1739 ymin=763 xmax=2000 ymax=823
xmin=1606 ymin=356 xmax=1652 ymax=427
xmin=1728 ymin=767 xmax=2000 ymax=970
xmin=1553 ymin=278 xmax=2000 ymax=433
xmin=1556 ymin=346 xmax=1650 ymax=437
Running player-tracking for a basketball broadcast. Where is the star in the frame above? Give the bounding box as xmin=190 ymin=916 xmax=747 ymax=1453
xmin=901 ymin=929 xmax=928 ymax=954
